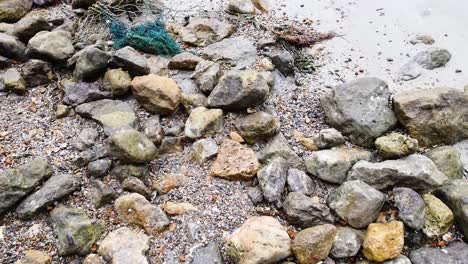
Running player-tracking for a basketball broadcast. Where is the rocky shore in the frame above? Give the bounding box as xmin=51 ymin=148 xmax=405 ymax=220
xmin=0 ymin=0 xmax=467 ymax=264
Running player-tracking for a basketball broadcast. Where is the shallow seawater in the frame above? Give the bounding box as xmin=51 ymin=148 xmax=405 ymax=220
xmin=168 ymin=0 xmax=468 ymax=91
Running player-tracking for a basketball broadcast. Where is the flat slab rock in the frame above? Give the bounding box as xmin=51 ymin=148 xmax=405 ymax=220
xmin=75 ymin=99 xmax=138 ymax=135
xmin=201 ymin=36 xmax=257 ymax=69
xmin=98 ymin=227 xmax=150 ymax=264
xmin=347 ymin=154 xmax=448 ymax=190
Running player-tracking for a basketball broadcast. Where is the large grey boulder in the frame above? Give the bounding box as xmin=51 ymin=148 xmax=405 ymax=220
xmin=207 ymin=70 xmax=269 ymax=110
xmin=98 ymin=227 xmax=150 ymax=264
xmin=320 ymin=77 xmax=397 ymax=147
xmin=48 ymin=205 xmax=105 ymax=256
xmin=75 ymin=99 xmax=138 ymax=135
xmin=179 ymin=17 xmax=234 ymax=47
xmin=16 ymin=174 xmax=81 ymax=219
xmin=347 ymin=154 xmax=448 ymax=190
xmin=305 ymin=147 xmax=373 ymax=184
xmin=410 ymin=242 xmax=468 ymax=264
xmin=0 ymin=158 xmax=53 ymax=214
xmin=393 ymin=87 xmax=468 ymax=147
xmin=27 ymin=30 xmax=75 ymax=61
xmin=435 ymin=179 xmax=468 ymax=239
xmin=257 ymin=157 xmax=288 ymax=206
xmin=284 ymin=192 xmax=334 ymax=228
xmin=63 ymin=82 xmax=112 ymax=107
xmin=425 ymin=146 xmax=464 ymax=180
xmin=393 ymin=187 xmax=425 ymax=230
xmin=0 ymin=32 xmax=26 ymax=59
xmin=0 ymin=0 xmax=32 ymax=23
xmin=13 ymin=16 xmax=50 ymax=42
xmin=201 ymin=36 xmax=257 ymax=69
xmin=328 ymin=180 xmax=385 ymax=228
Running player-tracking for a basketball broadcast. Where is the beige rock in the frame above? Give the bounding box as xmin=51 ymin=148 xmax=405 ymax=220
xmin=104 ymin=68 xmax=132 ymax=96
xmin=114 ymin=193 xmax=169 ymax=235
xmin=168 ymin=52 xmax=203 ymax=70
xmin=131 ymin=74 xmax=181 ymax=115
xmin=184 ymin=107 xmax=224 ymax=139
xmin=362 ymin=221 xmax=404 ymax=262
xmin=225 ymin=216 xmax=291 ymax=264
xmin=98 ymin=227 xmax=149 ymax=264
xmin=423 ymin=194 xmax=454 ymax=238
xmin=163 ymin=201 xmax=197 ymax=216
xmin=210 ymin=140 xmax=260 ymax=180
xmin=17 ymin=250 xmax=51 ymax=264
xmin=292 ymin=224 xmax=336 ymax=264
xmin=229 ymin=131 xmax=245 ymax=143
xmin=82 ymin=254 xmax=105 ymax=264
xmin=152 ymin=174 xmax=186 ymax=194
xmin=293 ymin=130 xmax=319 ymax=151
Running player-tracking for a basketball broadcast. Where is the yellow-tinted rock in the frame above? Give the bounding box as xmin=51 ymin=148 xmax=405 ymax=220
xmin=423 ymin=194 xmax=454 ymax=238
xmin=131 ymin=74 xmax=181 ymax=115
xmin=17 ymin=250 xmax=51 ymax=264
xmin=292 ymin=224 xmax=337 ymax=264
xmin=163 ymin=201 xmax=197 ymax=216
xmin=362 ymin=221 xmax=404 ymax=262
xmin=209 ymin=140 xmax=260 ymax=180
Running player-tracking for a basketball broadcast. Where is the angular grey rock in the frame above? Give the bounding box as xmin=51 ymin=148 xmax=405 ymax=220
xmin=48 ymin=205 xmax=105 ymax=256
xmin=0 ymin=0 xmax=32 ymax=23
xmin=75 ymin=128 xmax=99 ymax=151
xmin=16 ymin=174 xmax=81 ymax=219
xmin=143 ymin=115 xmax=164 ymax=145
xmin=258 ymin=132 xmax=303 ymax=169
xmin=286 ymin=168 xmax=314 ymax=195
xmin=304 ymin=147 xmax=373 ymax=184
xmin=347 ymin=154 xmax=448 ymax=190
xmin=207 ymin=70 xmax=269 ymax=110
xmin=74 ymin=144 xmax=110 ymax=167
xmin=108 ymin=128 xmax=157 ymax=164
xmin=122 ymin=177 xmax=150 ymax=196
xmin=383 ymin=255 xmax=412 ymax=264
xmin=425 ymin=146 xmax=464 ymax=180
xmin=393 ymin=87 xmax=467 ymax=147
xmin=320 ymin=77 xmax=397 ymax=147
xmin=409 ymin=242 xmax=468 ymax=264
xmin=22 ymin=59 xmax=54 ymax=87
xmin=110 ymin=163 xmax=149 ymax=182
xmin=201 ymin=36 xmax=257 ymax=69
xmin=98 ymin=227 xmax=150 ymax=264
xmin=328 ymin=180 xmax=385 ymax=228
xmin=63 ymin=82 xmax=112 ymax=107
xmin=181 ymin=92 xmax=208 ymax=113
xmin=393 ymin=187 xmax=425 ymax=230
xmin=184 ymin=107 xmax=224 ymax=139
xmin=267 ymin=50 xmax=295 ymax=76
xmin=75 ymin=99 xmax=138 ymax=135
xmin=191 ymin=243 xmax=224 ymax=264
xmin=13 ymin=16 xmax=50 ymax=42
xmin=247 ymin=186 xmax=263 ymax=205
xmin=191 ymin=60 xmax=221 ymax=93
xmin=0 ymin=32 xmax=26 ymax=59
xmin=314 ymin=128 xmax=346 ymax=149
xmin=27 ymin=30 xmax=75 ymax=61
xmin=158 ymin=136 xmax=185 ymax=155
xmin=87 ymin=159 xmax=112 ymax=177
xmin=330 ymin=226 xmax=365 ymax=258
xmin=0 ymin=157 xmax=53 ymax=214
xmin=189 ymin=138 xmax=219 ymax=165
xmin=73 ymin=47 xmax=110 ymax=81
xmin=3 ymin=67 xmax=26 ymax=94
xmin=284 ymin=192 xmax=334 ymax=228
xmin=435 ymin=179 xmax=468 ymax=239
xmin=111 ymin=46 xmax=150 ymax=76
xmin=234 ymin=111 xmax=280 ymax=144
xmin=89 ymin=179 xmax=115 ymax=208
xmin=414 ymin=47 xmax=451 ymax=69
xmin=179 ymin=17 xmax=234 ymax=47
xmin=257 ymin=157 xmax=288 ymax=206
xmin=168 ymin=52 xmax=203 ymax=70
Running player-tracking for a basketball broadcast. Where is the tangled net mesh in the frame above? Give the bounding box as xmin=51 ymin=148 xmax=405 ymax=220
xmin=75 ymin=0 xmax=181 ymax=56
